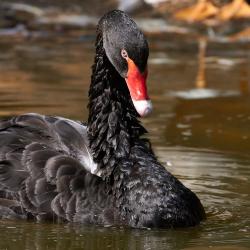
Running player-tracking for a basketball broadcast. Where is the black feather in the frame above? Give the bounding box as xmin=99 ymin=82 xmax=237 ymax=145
xmin=66 ymin=194 xmax=76 ymax=221
xmin=0 ymin=160 xmax=27 ymax=191
xmin=44 ymin=156 xmax=81 ymax=184
xmin=0 ymin=10 xmax=205 ymax=228
xmin=34 ymin=178 xmax=56 ymax=206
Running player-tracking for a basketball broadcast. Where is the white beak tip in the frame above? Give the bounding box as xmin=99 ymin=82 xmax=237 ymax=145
xmin=132 ymin=99 xmax=153 ymax=117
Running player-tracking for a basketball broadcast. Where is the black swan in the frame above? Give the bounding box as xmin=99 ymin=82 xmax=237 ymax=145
xmin=0 ymin=10 xmax=205 ymax=228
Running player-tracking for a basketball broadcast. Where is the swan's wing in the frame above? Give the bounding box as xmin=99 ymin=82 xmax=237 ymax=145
xmin=53 ymin=116 xmax=98 ymax=175
xmin=0 ymin=113 xmax=98 ymax=173
xmin=0 ymin=113 xmax=100 ymax=221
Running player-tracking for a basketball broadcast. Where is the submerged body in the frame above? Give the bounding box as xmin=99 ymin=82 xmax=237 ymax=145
xmin=0 ymin=10 xmax=205 ymax=228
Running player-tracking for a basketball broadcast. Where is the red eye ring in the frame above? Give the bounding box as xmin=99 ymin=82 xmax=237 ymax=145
xmin=121 ymin=49 xmax=128 ymax=59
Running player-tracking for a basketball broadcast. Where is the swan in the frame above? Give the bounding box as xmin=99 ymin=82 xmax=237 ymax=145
xmin=0 ymin=10 xmax=205 ymax=228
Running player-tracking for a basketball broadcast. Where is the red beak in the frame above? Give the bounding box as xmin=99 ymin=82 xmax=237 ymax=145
xmin=125 ymin=57 xmax=152 ymax=117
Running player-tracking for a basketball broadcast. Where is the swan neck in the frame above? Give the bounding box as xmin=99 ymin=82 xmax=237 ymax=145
xmin=87 ymin=33 xmax=147 ymax=177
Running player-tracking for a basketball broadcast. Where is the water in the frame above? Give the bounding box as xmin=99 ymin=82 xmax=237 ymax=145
xmin=0 ymin=33 xmax=249 ymax=249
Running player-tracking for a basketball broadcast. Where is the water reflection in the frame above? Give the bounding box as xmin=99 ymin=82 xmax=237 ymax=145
xmin=170 ymin=37 xmax=249 ymax=98
xmin=164 ymin=96 xmax=250 ymax=154
xmin=0 ymin=38 xmax=93 ymax=119
xmin=151 ymin=35 xmax=250 ymax=154
xmin=0 ymin=220 xmax=203 ymax=250
xmin=196 ymin=38 xmax=207 ymax=89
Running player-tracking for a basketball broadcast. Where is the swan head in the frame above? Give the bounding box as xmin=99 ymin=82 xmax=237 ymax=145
xmin=99 ymin=10 xmax=152 ymax=117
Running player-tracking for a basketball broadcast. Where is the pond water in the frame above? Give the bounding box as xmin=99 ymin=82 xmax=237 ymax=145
xmin=0 ymin=33 xmax=249 ymax=249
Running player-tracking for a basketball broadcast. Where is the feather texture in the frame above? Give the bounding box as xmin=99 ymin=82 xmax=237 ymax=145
xmin=0 ymin=10 xmax=205 ymax=228
xmin=0 ymin=114 xmax=106 ymax=222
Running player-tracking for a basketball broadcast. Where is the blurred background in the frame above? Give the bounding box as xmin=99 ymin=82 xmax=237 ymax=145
xmin=0 ymin=1 xmax=250 ymax=250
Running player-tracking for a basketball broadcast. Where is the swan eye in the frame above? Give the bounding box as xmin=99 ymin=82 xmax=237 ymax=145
xmin=121 ymin=49 xmax=128 ymax=59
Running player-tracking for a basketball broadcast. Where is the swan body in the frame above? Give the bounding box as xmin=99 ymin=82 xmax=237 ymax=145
xmin=0 ymin=10 xmax=205 ymax=228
